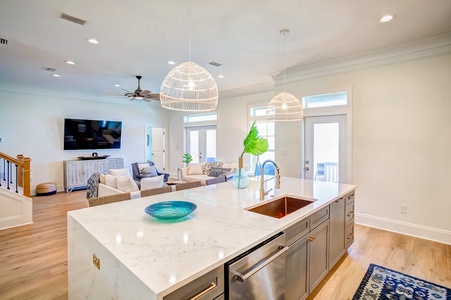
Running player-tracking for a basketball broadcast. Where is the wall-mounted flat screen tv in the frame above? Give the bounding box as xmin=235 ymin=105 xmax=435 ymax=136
xmin=64 ymin=118 xmax=122 ymax=150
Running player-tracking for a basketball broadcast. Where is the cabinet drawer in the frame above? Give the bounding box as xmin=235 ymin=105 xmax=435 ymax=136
xmin=163 ymin=266 xmax=224 ymax=300
xmin=345 ymin=201 xmax=354 ymax=226
xmin=345 ymin=224 xmax=354 ymax=248
xmin=345 ymin=191 xmax=355 ymax=206
xmin=284 ymin=217 xmax=309 ymax=246
xmin=310 ymin=206 xmax=329 ymax=231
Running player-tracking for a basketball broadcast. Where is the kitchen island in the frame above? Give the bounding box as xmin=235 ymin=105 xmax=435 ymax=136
xmin=68 ymin=177 xmax=356 ymax=299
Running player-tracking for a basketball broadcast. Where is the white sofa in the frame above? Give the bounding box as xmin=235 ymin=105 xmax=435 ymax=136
xmin=97 ymin=168 xmax=165 ymax=197
xmin=180 ymin=162 xmax=238 ymax=185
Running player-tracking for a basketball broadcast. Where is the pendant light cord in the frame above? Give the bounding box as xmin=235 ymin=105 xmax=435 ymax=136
xmin=283 ymin=31 xmax=286 ymax=93
xmin=189 ymin=0 xmax=192 ymax=62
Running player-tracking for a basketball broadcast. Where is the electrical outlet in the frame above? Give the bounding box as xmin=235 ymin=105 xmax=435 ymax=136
xmin=400 ymin=205 xmax=407 ymax=214
xmin=93 ymin=254 xmax=100 ymax=270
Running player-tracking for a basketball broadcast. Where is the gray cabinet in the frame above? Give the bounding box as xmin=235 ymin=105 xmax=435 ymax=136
xmin=308 ymin=219 xmax=329 ymax=292
xmin=163 ymin=265 xmax=224 ymax=300
xmin=286 ymin=234 xmax=309 ymax=300
xmin=63 ymin=157 xmax=124 ymax=192
xmin=329 ymin=196 xmax=346 ymax=269
xmin=284 ymin=207 xmax=330 ymax=300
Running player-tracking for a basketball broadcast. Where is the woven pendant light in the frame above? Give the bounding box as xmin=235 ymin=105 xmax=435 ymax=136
xmin=267 ymin=29 xmax=303 ymax=121
xmin=160 ymin=1 xmax=218 ymax=111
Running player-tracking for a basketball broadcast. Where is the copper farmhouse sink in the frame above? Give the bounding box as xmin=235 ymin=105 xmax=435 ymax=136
xmin=247 ymin=196 xmax=314 ymax=219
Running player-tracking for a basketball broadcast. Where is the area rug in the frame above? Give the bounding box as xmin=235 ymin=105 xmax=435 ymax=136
xmin=353 ymin=263 xmax=451 ymax=300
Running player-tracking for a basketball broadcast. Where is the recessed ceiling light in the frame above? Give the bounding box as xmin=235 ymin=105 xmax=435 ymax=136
xmin=52 ymin=74 xmax=61 ymax=77
xmin=168 ymin=60 xmax=175 ymax=65
xmin=114 ymin=84 xmax=120 ymax=87
xmin=379 ymin=14 xmax=396 ymax=23
xmin=65 ymin=60 xmax=76 ymax=65
xmin=88 ymin=38 xmax=99 ymax=44
xmin=218 ymin=75 xmax=224 ymax=78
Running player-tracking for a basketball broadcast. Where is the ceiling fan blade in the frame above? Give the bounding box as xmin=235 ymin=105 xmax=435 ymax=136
xmin=148 ymin=93 xmax=160 ymax=100
xmin=124 ymin=92 xmax=136 ymax=97
xmin=139 ymin=90 xmax=151 ymax=96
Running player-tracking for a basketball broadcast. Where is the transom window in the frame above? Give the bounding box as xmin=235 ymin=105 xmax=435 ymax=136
xmin=303 ymin=92 xmax=347 ymax=108
xmin=184 ymin=113 xmax=217 ymax=123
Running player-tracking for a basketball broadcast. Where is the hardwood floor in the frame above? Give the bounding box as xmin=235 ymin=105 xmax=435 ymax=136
xmin=0 ymin=191 xmax=450 ymax=299
xmin=0 ymin=191 xmax=87 ymax=300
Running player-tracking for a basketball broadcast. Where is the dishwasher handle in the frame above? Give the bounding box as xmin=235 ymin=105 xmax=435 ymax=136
xmin=233 ymin=245 xmax=289 ymax=283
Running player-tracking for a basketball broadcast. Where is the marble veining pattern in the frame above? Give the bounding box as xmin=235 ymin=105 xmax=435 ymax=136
xmin=68 ymin=177 xmax=356 ymax=298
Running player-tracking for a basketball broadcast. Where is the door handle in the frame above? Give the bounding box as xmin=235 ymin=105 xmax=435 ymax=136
xmin=233 ymin=245 xmax=289 ymax=283
xmin=304 ymin=167 xmax=310 ymax=171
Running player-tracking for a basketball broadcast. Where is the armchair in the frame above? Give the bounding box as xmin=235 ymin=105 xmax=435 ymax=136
xmin=131 ymin=161 xmax=169 ymax=187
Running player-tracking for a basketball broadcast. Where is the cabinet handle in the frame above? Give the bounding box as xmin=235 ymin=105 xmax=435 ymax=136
xmin=189 ymin=281 xmax=217 ymax=300
xmin=347 ymin=211 xmax=354 ymax=217
xmin=308 ymin=236 xmax=316 ymax=242
xmin=347 ymin=233 xmax=354 ymax=240
xmin=335 ymin=198 xmax=343 ymax=203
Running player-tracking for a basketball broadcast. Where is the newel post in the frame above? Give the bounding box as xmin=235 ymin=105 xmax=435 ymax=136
xmin=22 ymin=157 xmax=31 ymax=198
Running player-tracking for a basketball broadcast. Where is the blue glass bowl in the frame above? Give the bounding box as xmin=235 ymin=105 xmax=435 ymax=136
xmin=144 ymin=201 xmax=197 ymax=220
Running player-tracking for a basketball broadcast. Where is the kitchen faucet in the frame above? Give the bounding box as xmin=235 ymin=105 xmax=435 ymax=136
xmin=260 ymin=160 xmax=281 ymax=200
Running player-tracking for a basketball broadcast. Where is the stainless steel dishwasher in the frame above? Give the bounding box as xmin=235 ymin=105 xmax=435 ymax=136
xmin=225 ymin=232 xmax=288 ymax=299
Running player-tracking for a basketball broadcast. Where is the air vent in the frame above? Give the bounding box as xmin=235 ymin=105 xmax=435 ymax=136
xmin=209 ymin=62 xmax=222 ymax=67
xmin=59 ymin=13 xmax=87 ymax=26
xmin=0 ymin=38 xmax=7 ymax=45
xmin=44 ymin=67 xmax=56 ymax=72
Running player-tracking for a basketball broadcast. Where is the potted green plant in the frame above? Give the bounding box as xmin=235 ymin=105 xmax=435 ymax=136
xmin=233 ymin=121 xmax=269 ymax=188
xmin=182 ymin=153 xmax=193 ymax=166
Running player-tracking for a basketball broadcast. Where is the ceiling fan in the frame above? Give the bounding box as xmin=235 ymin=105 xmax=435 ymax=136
xmin=122 ymin=75 xmax=160 ymax=102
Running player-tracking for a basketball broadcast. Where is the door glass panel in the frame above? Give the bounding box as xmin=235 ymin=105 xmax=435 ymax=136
xmin=189 ymin=131 xmax=199 ymax=163
xmin=206 ymin=129 xmax=216 ymax=162
xmin=313 ymin=123 xmax=339 ymax=182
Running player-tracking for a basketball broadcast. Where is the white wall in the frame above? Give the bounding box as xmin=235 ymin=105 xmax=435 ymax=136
xmin=281 ymin=52 xmax=451 ymax=243
xmin=0 ymin=89 xmax=169 ymax=193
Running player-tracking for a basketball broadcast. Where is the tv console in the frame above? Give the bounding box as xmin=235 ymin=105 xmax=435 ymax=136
xmin=63 ymin=157 xmax=124 ymax=192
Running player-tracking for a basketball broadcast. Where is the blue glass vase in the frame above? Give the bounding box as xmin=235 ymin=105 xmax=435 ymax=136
xmin=232 ymin=157 xmax=249 ymax=189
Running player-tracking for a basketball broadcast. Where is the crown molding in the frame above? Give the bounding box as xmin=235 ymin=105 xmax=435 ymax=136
xmin=219 ymin=81 xmax=275 ymax=99
xmin=273 ymin=33 xmax=451 ymax=84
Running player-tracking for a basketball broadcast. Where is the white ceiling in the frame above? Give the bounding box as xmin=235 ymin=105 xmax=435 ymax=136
xmin=1 ymin=0 xmax=451 ymax=100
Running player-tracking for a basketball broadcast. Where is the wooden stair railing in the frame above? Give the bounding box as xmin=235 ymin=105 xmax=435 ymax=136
xmin=0 ymin=152 xmax=31 ymax=197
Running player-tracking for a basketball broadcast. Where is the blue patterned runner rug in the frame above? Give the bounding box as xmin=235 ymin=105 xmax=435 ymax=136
xmin=353 ymin=263 xmax=451 ymax=300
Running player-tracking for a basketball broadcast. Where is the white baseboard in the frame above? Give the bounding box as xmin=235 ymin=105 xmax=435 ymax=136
xmin=355 ymin=213 xmax=451 ymax=245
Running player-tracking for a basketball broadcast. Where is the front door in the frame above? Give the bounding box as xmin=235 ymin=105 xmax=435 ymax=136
xmin=304 ymin=115 xmax=347 ymax=183
xmin=186 ymin=126 xmax=216 ymax=163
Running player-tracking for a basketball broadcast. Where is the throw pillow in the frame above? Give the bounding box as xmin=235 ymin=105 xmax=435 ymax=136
xmin=140 ymin=175 xmax=164 ymax=190
xmin=109 ymin=168 xmax=131 ymax=178
xmin=212 ymin=161 xmax=224 ymax=169
xmin=99 ymin=173 xmax=106 ymax=184
xmin=140 ymin=166 xmax=158 ymax=177
xmin=208 ymin=167 xmax=232 ymax=177
xmin=105 ymin=174 xmax=117 ymax=188
xmin=188 ymin=163 xmax=204 ymax=175
xmin=202 ymin=162 xmax=213 ymax=175
xmin=116 ymin=176 xmax=139 ymax=192
xmin=137 ymin=162 xmax=150 ymax=172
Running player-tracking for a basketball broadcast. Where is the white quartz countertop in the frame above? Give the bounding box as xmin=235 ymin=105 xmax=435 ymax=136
xmin=68 ymin=177 xmax=356 ymax=298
